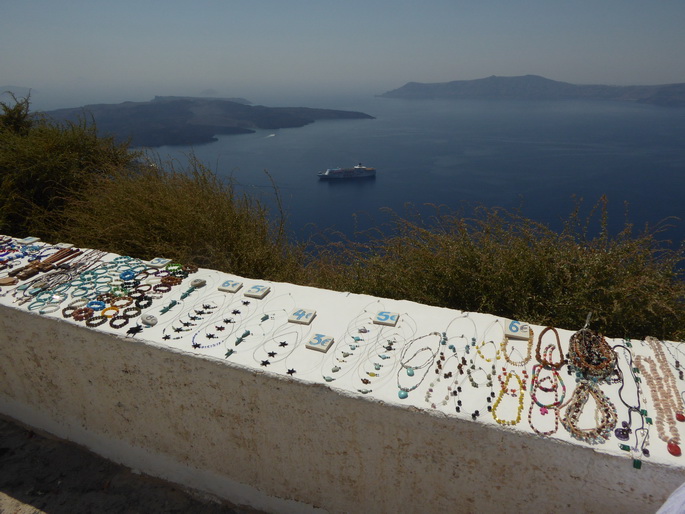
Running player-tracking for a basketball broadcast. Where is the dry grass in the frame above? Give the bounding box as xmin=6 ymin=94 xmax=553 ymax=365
xmin=55 ymin=156 xmax=304 ymax=282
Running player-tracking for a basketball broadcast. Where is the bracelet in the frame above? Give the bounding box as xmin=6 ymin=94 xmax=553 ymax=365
xmin=101 ymin=306 xmax=120 ymax=318
xmin=161 ymin=275 xmax=182 ymax=286
xmin=39 ymin=304 xmax=62 ymax=315
xmin=73 ymin=307 xmax=94 ymax=321
xmin=109 ymin=315 xmax=129 ymax=329
xmin=122 ymin=306 xmax=141 ymax=319
xmin=86 ymin=300 xmax=106 ymax=311
xmin=119 ymin=270 xmax=136 ymax=281
xmin=96 ymin=292 xmax=116 ymax=303
xmin=86 ymin=315 xmax=108 ymax=328
xmin=71 ymin=286 xmax=91 ymax=298
xmin=135 ymin=296 xmax=153 ymax=309
xmin=112 ymin=296 xmax=133 ymax=308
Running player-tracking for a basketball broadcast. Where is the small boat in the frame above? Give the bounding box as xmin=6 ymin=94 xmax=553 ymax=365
xmin=318 ymin=163 xmax=376 ymax=180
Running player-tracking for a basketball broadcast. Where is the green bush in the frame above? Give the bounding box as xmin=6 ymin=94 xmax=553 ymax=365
xmin=306 ymin=199 xmax=685 ymax=340
xmin=0 ymin=95 xmax=136 ymax=238
xmin=55 ymin=156 xmax=304 ymax=282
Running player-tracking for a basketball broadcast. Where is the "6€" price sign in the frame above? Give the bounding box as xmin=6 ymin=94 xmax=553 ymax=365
xmin=505 ymin=319 xmax=531 ymax=340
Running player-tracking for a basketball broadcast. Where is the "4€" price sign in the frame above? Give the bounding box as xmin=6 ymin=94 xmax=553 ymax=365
xmin=288 ymin=308 xmax=316 ymax=325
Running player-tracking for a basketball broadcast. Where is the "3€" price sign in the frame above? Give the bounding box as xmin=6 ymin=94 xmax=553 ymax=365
xmin=305 ymin=333 xmax=335 ymax=353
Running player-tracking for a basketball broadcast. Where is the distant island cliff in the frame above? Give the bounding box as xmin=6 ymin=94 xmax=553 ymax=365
xmin=44 ymin=96 xmax=374 ymax=147
xmin=380 ymin=75 xmax=685 ymax=107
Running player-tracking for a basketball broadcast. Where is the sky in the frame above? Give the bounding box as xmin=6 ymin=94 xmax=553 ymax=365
xmin=2 ymin=0 xmax=685 ymax=109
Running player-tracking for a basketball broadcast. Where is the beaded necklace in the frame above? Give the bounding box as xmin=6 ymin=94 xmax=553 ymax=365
xmin=612 ymin=343 xmax=650 ymax=466
xmin=425 ymin=349 xmax=460 ymax=409
xmin=535 ymin=326 xmax=567 ymax=370
xmin=561 ymin=381 xmax=618 ymax=445
xmin=635 ymin=336 xmax=685 ymax=457
xmin=492 ymin=369 xmax=527 ymax=426
xmin=528 ymin=370 xmax=561 ymax=436
xmin=475 ymin=320 xmax=505 ymax=363
xmin=568 ymin=327 xmax=617 ymax=382
xmin=500 ymin=327 xmax=534 ymax=367
xmin=396 ymin=332 xmax=440 ymax=399
xmin=661 ymin=340 xmax=685 ymax=382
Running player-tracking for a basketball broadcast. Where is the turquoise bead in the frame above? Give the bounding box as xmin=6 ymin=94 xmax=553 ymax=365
xmin=398 ymin=390 xmax=409 ymax=399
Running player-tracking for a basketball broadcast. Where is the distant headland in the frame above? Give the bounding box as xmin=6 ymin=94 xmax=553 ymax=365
xmin=43 ymin=96 xmax=374 ymax=147
xmin=380 ymin=75 xmax=685 ymax=107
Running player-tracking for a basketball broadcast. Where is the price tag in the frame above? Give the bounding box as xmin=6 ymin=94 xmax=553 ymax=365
xmin=147 ymin=257 xmax=172 ymax=268
xmin=505 ymin=319 xmax=531 ymax=340
xmin=244 ymin=284 xmax=271 ymax=299
xmin=305 ymin=333 xmax=335 ymax=353
xmin=288 ymin=308 xmax=316 ymax=325
xmin=15 ymin=236 xmax=40 ymax=244
xmin=373 ymin=311 xmax=400 ymax=327
xmin=218 ymin=279 xmax=243 ymax=293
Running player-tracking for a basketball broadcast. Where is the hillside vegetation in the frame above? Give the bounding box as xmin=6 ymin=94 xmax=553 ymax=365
xmin=2 ymin=94 xmax=684 ymax=340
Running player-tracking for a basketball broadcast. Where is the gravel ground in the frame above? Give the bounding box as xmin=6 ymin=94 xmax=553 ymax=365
xmin=0 ymin=416 xmax=253 ymax=514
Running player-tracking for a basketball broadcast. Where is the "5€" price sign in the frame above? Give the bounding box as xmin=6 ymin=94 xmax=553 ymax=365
xmin=373 ymin=311 xmax=400 ymax=327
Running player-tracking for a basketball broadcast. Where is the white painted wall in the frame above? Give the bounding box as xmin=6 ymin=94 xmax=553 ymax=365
xmin=1 ymin=244 xmax=685 ymax=512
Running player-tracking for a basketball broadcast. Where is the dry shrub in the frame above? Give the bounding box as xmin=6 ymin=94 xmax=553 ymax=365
xmin=306 ymin=198 xmax=685 ymax=340
xmin=56 ymin=156 xmax=303 ymax=282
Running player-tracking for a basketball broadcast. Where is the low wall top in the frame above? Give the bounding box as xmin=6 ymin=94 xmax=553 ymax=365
xmin=1 ymin=234 xmax=684 ymax=474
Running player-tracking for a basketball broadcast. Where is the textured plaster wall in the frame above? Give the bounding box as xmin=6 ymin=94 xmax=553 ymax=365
xmin=0 ymin=303 xmax=683 ymax=513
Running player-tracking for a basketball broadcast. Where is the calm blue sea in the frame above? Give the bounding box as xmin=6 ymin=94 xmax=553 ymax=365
xmin=151 ymin=97 xmax=685 ymax=244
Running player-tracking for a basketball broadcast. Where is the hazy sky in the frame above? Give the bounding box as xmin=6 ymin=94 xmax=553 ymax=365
xmin=2 ymin=0 xmax=684 ymax=108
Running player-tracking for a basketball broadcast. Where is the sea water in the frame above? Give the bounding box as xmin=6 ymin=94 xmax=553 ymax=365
xmin=151 ymin=97 xmax=685 ymax=244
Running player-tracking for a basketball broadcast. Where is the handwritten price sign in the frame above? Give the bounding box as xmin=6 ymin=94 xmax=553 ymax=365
xmin=218 ymin=279 xmax=243 ymax=293
xmin=373 ymin=311 xmax=400 ymax=327
xmin=505 ymin=319 xmax=531 ymax=340
xmin=288 ymin=308 xmax=316 ymax=325
xmin=244 ymin=284 xmax=271 ymax=299
xmin=305 ymin=333 xmax=335 ymax=353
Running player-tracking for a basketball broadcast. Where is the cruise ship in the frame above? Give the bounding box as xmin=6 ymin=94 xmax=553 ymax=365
xmin=317 ymin=164 xmax=376 ymax=180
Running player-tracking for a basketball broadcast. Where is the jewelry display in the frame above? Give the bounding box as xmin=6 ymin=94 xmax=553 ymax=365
xmin=528 ymin=339 xmax=569 ymax=437
xmin=635 ymin=337 xmax=685 ymax=457
xmin=500 ymin=327 xmax=534 ymax=367
xmin=535 ymin=327 xmax=566 ymax=370
xmin=397 ymin=332 xmax=440 ymax=399
xmin=568 ymin=327 xmax=617 ymax=382
xmin=612 ymin=343 xmax=650 ymax=467
xmin=561 ymin=381 xmax=618 ymax=444
xmin=4 ymin=237 xmax=685 ymax=471
xmin=492 ymin=369 xmax=527 ymax=426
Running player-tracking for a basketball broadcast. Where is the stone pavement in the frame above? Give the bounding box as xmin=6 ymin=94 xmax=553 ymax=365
xmin=0 ymin=416 xmax=253 ymax=514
